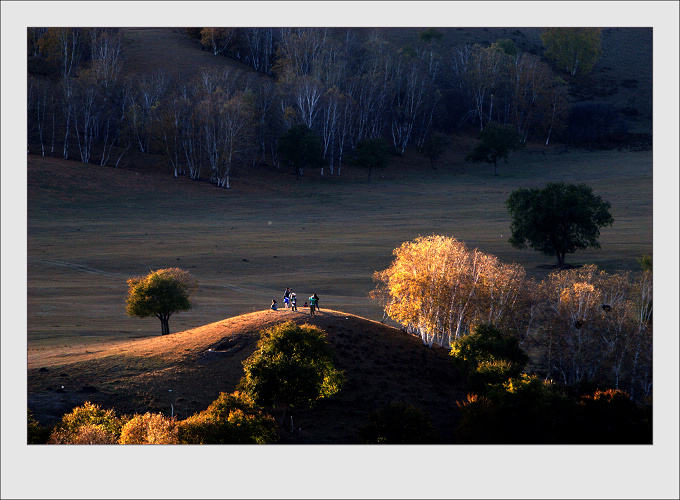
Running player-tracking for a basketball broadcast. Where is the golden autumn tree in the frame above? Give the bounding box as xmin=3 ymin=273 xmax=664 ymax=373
xmin=372 ymin=235 xmax=526 ymax=347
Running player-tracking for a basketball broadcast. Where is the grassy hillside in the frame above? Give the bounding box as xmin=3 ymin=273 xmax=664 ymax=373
xmin=28 ymin=309 xmax=464 ymax=443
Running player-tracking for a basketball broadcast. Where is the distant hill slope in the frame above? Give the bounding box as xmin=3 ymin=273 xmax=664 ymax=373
xmin=119 ymin=27 xmax=262 ymax=76
xmin=28 ymin=309 xmax=465 ymax=443
xmin=118 ymin=27 xmax=652 ymax=135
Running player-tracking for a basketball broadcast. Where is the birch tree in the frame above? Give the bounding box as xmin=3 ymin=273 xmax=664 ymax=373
xmin=89 ymin=28 xmax=123 ymax=89
xmin=319 ymin=86 xmax=342 ymax=175
xmin=72 ymin=73 xmax=101 ymax=164
xmin=215 ymin=91 xmax=255 ymax=188
xmin=274 ymin=28 xmax=328 ymax=79
xmin=335 ymin=87 xmax=357 ymax=176
xmin=28 ymin=76 xmax=53 ymax=156
xmin=467 ymin=44 xmax=509 ymax=130
xmin=291 ymin=75 xmax=323 ymax=130
xmin=540 ymin=77 xmax=570 ymax=146
xmin=242 ymin=27 xmax=277 ymax=74
xmin=373 ymin=235 xmax=526 ymax=348
xmin=39 ymin=28 xmax=86 ymax=78
xmin=251 ymin=78 xmax=281 ymax=165
xmin=390 ymin=52 xmax=428 ymax=155
xmin=59 ymin=76 xmax=75 ymax=160
xmin=200 ymin=28 xmax=236 ymax=56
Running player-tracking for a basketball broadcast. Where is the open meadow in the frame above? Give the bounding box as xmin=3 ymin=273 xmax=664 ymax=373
xmin=28 ymin=141 xmax=652 ymax=350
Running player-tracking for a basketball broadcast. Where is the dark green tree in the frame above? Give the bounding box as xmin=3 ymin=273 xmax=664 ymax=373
xmin=125 ymin=268 xmax=197 ymax=336
xmin=277 ymin=124 xmax=323 ymax=179
xmin=178 ymin=391 xmax=279 ymax=444
xmin=506 ymin=182 xmax=614 ymax=267
xmin=450 ymin=324 xmax=529 ymax=371
xmin=454 ymin=374 xmax=575 ymax=444
xmin=354 ymin=137 xmax=391 ymax=180
xmin=638 ymin=254 xmax=652 ymax=272
xmin=465 ymin=122 xmax=524 ymax=176
xmin=494 ymin=38 xmax=520 ymax=57
xmin=238 ymin=322 xmax=344 ymax=423
xmin=28 ymin=409 xmax=51 ymax=444
xmin=360 ymin=402 xmax=438 ymax=444
xmin=418 ymin=131 xmax=449 ymax=169
xmin=418 ymin=27 xmax=444 ymax=44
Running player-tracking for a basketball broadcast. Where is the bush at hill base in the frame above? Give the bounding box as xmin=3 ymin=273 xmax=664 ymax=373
xmin=177 ymin=391 xmax=279 ymax=444
xmin=120 ymin=412 xmax=179 ymax=444
xmin=48 ymin=401 xmax=124 ymax=444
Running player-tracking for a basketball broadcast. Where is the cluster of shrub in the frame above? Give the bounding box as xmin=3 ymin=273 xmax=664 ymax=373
xmin=357 ymin=323 xmax=652 ymax=445
xmin=28 ymin=392 xmax=278 ymax=445
xmin=451 ymin=324 xmax=652 ymax=444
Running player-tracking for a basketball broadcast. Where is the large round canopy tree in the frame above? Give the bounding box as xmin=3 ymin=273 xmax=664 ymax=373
xmin=506 ymin=182 xmax=614 ymax=267
xmin=125 ymin=268 xmax=197 ymax=335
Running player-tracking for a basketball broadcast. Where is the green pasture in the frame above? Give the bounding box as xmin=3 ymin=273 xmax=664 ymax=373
xmin=27 ymin=146 xmax=652 ymax=347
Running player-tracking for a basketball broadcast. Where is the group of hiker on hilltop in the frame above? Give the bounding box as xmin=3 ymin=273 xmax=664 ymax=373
xmin=271 ymin=288 xmax=320 ymax=316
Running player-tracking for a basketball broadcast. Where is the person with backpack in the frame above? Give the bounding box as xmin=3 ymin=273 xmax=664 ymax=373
xmin=283 ymin=288 xmax=291 ymax=308
xmin=313 ymin=293 xmax=320 ymax=311
xmin=308 ymin=294 xmax=317 ymax=317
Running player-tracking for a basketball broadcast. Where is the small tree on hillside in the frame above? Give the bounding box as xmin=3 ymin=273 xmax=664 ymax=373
xmin=125 ymin=268 xmax=197 ymax=336
xmin=465 ymin=122 xmax=524 ymax=176
xmin=506 ymin=182 xmax=614 ymax=267
xmin=200 ymin=28 xmax=235 ymax=56
xmin=238 ymin=322 xmax=344 ymax=423
xmin=541 ymin=28 xmax=603 ymax=76
xmin=418 ymin=132 xmax=449 ymax=169
xmin=354 ymin=137 xmax=391 ymax=180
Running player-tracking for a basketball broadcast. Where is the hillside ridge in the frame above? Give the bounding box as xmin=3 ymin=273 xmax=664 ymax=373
xmin=28 ymin=308 xmax=465 ymax=442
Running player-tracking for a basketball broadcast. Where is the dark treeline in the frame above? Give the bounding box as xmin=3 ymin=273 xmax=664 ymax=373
xmin=29 ymin=27 xmax=617 ymax=186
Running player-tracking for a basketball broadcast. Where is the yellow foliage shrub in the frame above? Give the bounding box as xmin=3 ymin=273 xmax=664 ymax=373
xmin=120 ymin=412 xmax=179 ymax=444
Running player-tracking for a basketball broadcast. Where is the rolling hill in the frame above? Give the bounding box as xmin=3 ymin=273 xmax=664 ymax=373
xmin=28 ymin=309 xmax=465 ymax=443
